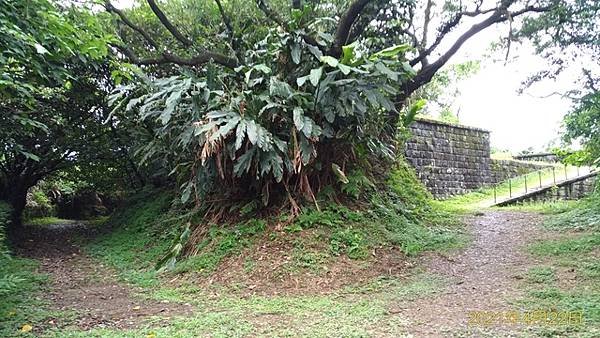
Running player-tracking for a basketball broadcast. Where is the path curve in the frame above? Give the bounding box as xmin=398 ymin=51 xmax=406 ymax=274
xmin=18 ymin=221 xmax=192 ymax=331
xmin=394 ymin=210 xmax=545 ymax=337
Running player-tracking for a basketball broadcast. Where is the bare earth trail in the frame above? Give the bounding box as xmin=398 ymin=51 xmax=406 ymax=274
xmin=395 ymin=210 xmax=547 ymax=337
xmin=17 ymin=221 xmax=193 ymax=331
xmin=16 ymin=211 xmax=547 ymax=336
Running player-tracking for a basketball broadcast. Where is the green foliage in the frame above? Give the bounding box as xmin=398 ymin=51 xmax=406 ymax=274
xmin=0 ymin=0 xmax=110 ymax=101
xmin=526 ymin=266 xmax=556 ymax=284
xmin=563 ymin=91 xmax=600 ymax=166
xmin=544 ymin=186 xmax=600 ymax=231
xmin=110 ymin=19 xmax=413 ymax=204
xmin=0 ymin=202 xmax=53 ymax=337
xmin=408 ymin=60 xmax=480 ymax=120
xmin=85 ymin=190 xmax=178 ymax=287
xmin=530 ymin=234 xmax=600 ymax=256
xmin=174 ymin=219 xmax=266 ymax=274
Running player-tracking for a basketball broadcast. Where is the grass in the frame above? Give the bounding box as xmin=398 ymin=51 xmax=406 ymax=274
xmin=24 ymin=216 xmax=69 ymax=227
xmin=81 ymin=160 xmax=464 ymax=285
xmin=440 ymin=164 xmax=588 ymax=212
xmin=84 ymin=190 xmax=178 ymax=287
xmin=516 ymin=190 xmax=600 ymax=337
xmin=46 ymin=272 xmax=443 ymax=337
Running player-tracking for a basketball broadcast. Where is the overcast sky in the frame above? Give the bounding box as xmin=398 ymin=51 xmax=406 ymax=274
xmin=445 ymin=26 xmax=577 ymax=153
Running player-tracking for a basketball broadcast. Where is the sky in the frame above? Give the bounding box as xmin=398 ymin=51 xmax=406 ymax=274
xmin=440 ymin=21 xmax=578 ymax=154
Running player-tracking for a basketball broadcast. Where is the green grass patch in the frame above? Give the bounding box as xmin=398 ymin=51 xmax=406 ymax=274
xmin=47 ymin=273 xmax=443 ymax=337
xmin=529 ymin=233 xmax=600 ymax=256
xmin=526 ymin=266 xmax=557 ymax=284
xmin=84 ymin=190 xmax=179 ymax=287
xmin=517 ymin=195 xmax=600 ymax=337
xmin=0 ymin=202 xmax=66 ymax=337
xmin=24 ymin=217 xmax=69 ymax=227
xmin=439 ymin=164 xmax=587 ymax=212
xmin=500 ymin=200 xmax=579 ymax=214
xmin=173 ymin=219 xmax=266 ymax=274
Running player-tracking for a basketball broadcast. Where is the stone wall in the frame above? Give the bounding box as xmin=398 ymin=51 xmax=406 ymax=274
xmin=405 ymin=117 xmax=491 ymax=198
xmin=521 ymin=175 xmax=597 ymax=203
xmin=490 ymin=159 xmax=554 ymax=184
xmin=513 ymin=152 xmax=564 ymax=163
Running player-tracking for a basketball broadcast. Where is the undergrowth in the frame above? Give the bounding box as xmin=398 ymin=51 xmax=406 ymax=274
xmin=85 ymin=158 xmax=463 ymax=285
xmin=0 ymin=202 xmax=53 ymax=337
xmin=517 ymin=184 xmax=600 ymax=337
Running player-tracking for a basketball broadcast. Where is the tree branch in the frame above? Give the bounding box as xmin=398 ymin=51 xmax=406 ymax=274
xmin=112 ymin=43 xmax=238 ymax=69
xmin=105 ymin=1 xmax=159 ymax=50
xmin=401 ymin=4 xmax=555 ymax=102
xmin=329 ymin=0 xmax=372 ymax=57
xmin=214 ymin=0 xmax=242 ymax=61
xmin=146 ymin=0 xmax=193 ymax=47
xmin=256 ymin=0 xmax=288 ymax=29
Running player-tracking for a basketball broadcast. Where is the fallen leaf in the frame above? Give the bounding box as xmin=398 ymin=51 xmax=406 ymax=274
xmin=132 ymin=306 xmax=141 ymax=311
xmin=146 ymin=332 xmax=157 ymax=338
xmin=20 ymin=324 xmax=33 ymax=332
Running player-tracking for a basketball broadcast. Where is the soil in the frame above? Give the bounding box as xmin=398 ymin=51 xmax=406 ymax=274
xmin=191 ymin=228 xmax=412 ymax=296
xmin=393 ymin=210 xmax=547 ymax=337
xmin=17 ymin=221 xmax=193 ymax=331
xmin=15 ymin=210 xmax=553 ymax=336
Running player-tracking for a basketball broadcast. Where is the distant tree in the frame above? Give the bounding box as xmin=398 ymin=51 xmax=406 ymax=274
xmin=0 ymin=0 xmax=119 ymax=238
xmin=409 ymin=60 xmax=480 ymax=122
xmin=515 ymin=0 xmax=600 ymax=165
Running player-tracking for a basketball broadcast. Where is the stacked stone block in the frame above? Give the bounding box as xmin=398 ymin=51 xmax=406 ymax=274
xmin=405 ymin=118 xmax=491 ymax=198
xmin=490 ymin=159 xmax=554 ymax=184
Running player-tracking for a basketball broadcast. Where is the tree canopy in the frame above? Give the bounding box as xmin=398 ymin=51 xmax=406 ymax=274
xmin=2 ymin=0 xmax=600 ymax=239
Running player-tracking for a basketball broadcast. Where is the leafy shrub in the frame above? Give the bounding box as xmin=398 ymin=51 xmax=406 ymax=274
xmin=110 ymin=17 xmax=417 ymax=207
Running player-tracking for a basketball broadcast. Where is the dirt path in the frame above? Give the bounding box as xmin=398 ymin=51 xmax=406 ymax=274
xmin=394 ymin=210 xmax=546 ymax=337
xmin=17 ymin=221 xmax=193 ymax=331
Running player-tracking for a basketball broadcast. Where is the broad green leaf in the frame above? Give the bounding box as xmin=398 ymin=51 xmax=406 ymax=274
xmin=341 ymin=43 xmax=355 ymax=64
xmin=338 ymin=63 xmax=352 ymax=75
xmin=309 ymin=67 xmax=322 ymax=86
xmin=293 ymin=107 xmax=304 ymax=130
xmin=321 ymin=55 xmax=339 ymax=67
xmin=297 ymin=75 xmax=309 ymax=87
xmin=291 ymin=43 xmax=301 ymax=64
xmin=269 ymin=78 xmax=293 ymax=98
xmin=370 ymin=44 xmax=411 ymax=59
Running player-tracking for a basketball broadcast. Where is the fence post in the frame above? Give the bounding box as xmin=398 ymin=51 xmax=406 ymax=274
xmin=494 ymin=185 xmax=497 ymax=203
xmin=553 ymin=167 xmax=556 ymax=184
xmin=525 ymin=174 xmax=528 ymax=193
xmin=509 ymin=179 xmax=512 ymax=198
xmin=577 ymin=166 xmax=580 ymax=176
xmin=538 ymin=171 xmax=542 ymax=188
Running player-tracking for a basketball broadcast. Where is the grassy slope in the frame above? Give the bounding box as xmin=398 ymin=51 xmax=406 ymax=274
xmin=44 ymin=160 xmax=465 ymax=336
xmin=84 ymin=160 xmax=464 ymax=286
xmin=516 ymin=189 xmax=600 ymax=337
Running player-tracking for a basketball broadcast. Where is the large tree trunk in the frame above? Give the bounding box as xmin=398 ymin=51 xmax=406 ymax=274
xmin=1 ymin=178 xmax=31 ymax=244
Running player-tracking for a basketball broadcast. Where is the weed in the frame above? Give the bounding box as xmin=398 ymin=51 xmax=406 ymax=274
xmin=526 ymin=266 xmax=556 ymax=284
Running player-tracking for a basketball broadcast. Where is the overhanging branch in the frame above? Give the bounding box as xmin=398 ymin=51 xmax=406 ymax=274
xmin=146 ymin=0 xmax=193 ymax=47
xmin=329 ymin=0 xmax=373 ymax=57
xmin=105 ymin=1 xmax=159 ymax=49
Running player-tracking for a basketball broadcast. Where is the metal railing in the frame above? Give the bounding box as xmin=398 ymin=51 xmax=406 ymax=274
xmin=492 ymin=164 xmax=596 ymax=204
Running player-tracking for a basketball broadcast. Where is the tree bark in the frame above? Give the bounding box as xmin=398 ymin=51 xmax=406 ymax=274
xmin=1 ymin=178 xmax=32 ymax=243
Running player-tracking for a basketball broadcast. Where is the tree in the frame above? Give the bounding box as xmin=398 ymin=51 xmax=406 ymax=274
xmin=0 ymin=0 xmax=117 ymax=237
xmin=408 ymin=60 xmax=480 ymax=122
xmin=103 ymin=0 xmax=576 ymax=212
xmin=514 ymin=1 xmax=600 ymax=165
